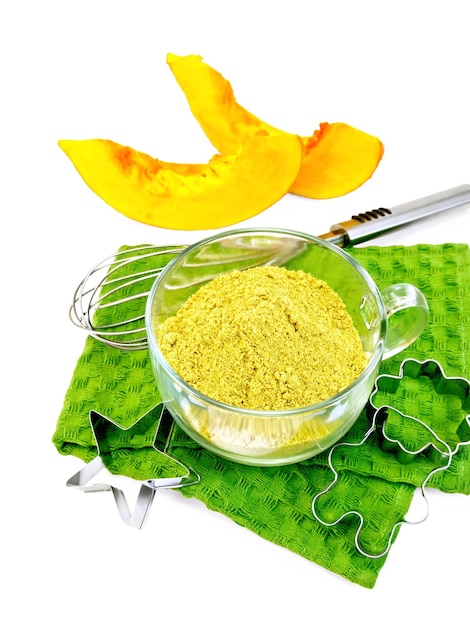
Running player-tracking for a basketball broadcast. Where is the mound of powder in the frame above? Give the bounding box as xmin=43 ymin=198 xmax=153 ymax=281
xmin=157 ymin=266 xmax=366 ymax=410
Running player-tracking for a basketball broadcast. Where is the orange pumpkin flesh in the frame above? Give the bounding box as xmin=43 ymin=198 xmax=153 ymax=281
xmin=290 ymin=122 xmax=384 ymax=199
xmin=167 ymin=53 xmax=384 ymax=199
xmin=58 ymin=135 xmax=303 ymax=230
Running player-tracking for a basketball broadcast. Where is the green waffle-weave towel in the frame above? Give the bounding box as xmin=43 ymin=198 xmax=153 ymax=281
xmin=52 ymin=243 xmax=470 ymax=589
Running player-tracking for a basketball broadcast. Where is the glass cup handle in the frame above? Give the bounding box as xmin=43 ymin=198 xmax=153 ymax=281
xmin=380 ymin=283 xmax=429 ymax=359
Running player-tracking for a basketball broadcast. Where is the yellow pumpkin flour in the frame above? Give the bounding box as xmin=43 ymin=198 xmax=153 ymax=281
xmin=157 ymin=266 xmax=366 ymax=411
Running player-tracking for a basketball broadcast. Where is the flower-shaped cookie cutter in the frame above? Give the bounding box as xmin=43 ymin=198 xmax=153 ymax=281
xmin=312 ymin=358 xmax=470 ymax=559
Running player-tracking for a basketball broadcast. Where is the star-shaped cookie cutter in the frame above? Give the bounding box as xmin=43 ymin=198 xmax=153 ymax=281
xmin=66 ymin=403 xmax=200 ymax=529
xmin=312 ymin=358 xmax=470 ymax=559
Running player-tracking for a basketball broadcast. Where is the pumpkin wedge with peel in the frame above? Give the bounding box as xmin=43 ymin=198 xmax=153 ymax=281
xmin=58 ymin=135 xmax=303 ymax=230
xmin=167 ymin=53 xmax=384 ymax=199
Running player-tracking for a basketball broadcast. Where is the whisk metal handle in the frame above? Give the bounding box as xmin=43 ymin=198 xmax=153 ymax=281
xmin=320 ymin=184 xmax=470 ymax=247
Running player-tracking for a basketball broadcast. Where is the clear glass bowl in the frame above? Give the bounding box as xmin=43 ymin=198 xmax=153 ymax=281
xmin=145 ymin=228 xmax=428 ymax=466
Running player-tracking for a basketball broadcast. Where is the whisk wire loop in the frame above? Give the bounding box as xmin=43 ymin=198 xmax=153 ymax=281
xmin=69 ymin=244 xmax=185 ymax=350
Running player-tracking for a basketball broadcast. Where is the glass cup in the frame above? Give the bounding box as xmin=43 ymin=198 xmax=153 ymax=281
xmin=145 ymin=228 xmax=429 ymax=466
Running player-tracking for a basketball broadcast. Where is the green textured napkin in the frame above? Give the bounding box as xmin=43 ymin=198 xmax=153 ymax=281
xmin=52 ymin=243 xmax=470 ymax=589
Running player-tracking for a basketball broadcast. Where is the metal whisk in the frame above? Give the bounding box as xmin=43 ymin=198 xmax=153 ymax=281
xmin=70 ymin=185 xmax=470 ymax=350
xmin=70 ymin=244 xmax=186 ymax=350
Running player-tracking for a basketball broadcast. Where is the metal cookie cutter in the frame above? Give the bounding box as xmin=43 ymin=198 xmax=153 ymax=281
xmin=67 ymin=403 xmax=200 ymax=529
xmin=312 ymin=358 xmax=470 ymax=559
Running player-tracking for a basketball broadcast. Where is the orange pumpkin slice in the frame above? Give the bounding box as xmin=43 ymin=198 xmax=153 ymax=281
xmin=58 ymin=135 xmax=303 ymax=230
xmin=167 ymin=53 xmax=384 ymax=199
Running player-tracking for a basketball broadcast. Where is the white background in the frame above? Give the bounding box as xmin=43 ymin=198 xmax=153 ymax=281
xmin=2 ymin=1 xmax=469 ymax=624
